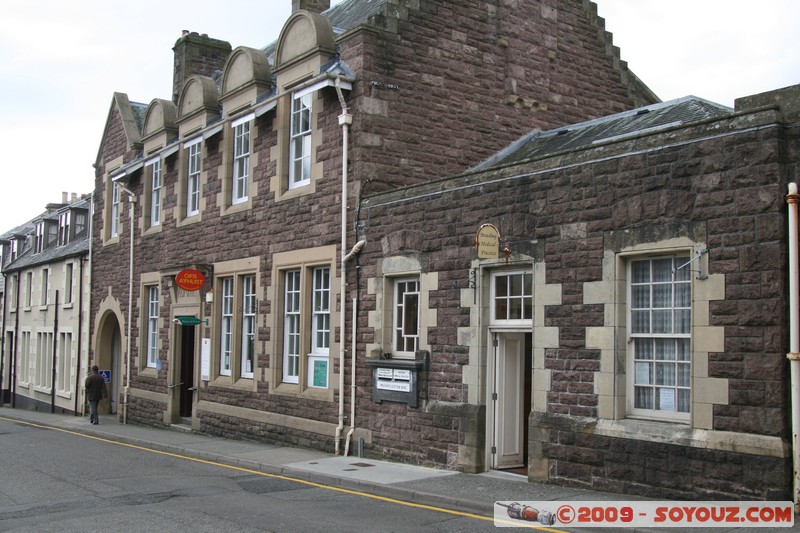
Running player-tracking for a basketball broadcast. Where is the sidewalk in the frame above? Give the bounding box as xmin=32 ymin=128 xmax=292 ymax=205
xmin=0 ymin=406 xmax=795 ymax=531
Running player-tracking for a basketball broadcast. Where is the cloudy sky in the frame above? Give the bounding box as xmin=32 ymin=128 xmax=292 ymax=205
xmin=0 ymin=0 xmax=797 ymax=233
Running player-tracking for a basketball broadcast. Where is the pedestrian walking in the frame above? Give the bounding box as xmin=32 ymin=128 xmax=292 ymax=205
xmin=85 ymin=365 xmax=108 ymax=425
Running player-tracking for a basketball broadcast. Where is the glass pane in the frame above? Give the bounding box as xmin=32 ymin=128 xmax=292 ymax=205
xmin=655 ymin=338 xmax=676 ymax=360
xmin=652 ymin=284 xmax=672 ymax=308
xmin=655 ymin=362 xmax=675 ymax=386
xmin=635 ymin=386 xmax=653 ymax=409
xmin=652 ymin=310 xmax=672 ymax=333
xmin=675 ymin=283 xmax=691 ymax=307
xmin=652 ymin=258 xmax=673 ymax=282
xmin=677 ymin=362 xmax=691 ymax=387
xmin=634 ymin=338 xmax=653 ymax=359
xmin=632 ymin=286 xmax=650 ymax=308
xmin=677 ymin=338 xmax=690 ymax=361
xmin=635 ymin=362 xmax=652 ymax=385
xmin=510 ymin=274 xmax=522 ymax=296
xmin=496 ymin=276 xmax=507 ymax=297
xmin=674 ymin=258 xmax=690 ymax=281
xmin=509 ymin=297 xmax=522 ymax=320
xmin=677 ymin=389 xmax=691 ymax=412
xmin=631 ymin=310 xmax=649 ymax=334
xmin=495 ymin=300 xmax=507 ymax=320
xmin=675 ymin=309 xmax=691 ymax=334
xmin=656 ymin=387 xmax=676 ymax=411
xmin=523 ymin=295 xmax=532 ymax=320
xmin=403 ymin=293 xmax=419 ymax=336
xmin=631 ymin=261 xmax=649 ymax=283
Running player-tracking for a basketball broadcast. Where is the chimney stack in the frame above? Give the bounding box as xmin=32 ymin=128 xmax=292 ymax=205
xmin=172 ymin=31 xmax=232 ymax=104
xmin=292 ymin=0 xmax=330 ymax=13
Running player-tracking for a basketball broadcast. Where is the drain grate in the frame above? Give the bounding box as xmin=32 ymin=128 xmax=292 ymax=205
xmin=349 ymin=462 xmax=375 ymax=468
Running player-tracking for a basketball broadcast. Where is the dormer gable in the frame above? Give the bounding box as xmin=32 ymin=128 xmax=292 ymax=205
xmin=220 ymin=47 xmax=272 ymax=115
xmin=142 ymin=98 xmax=178 ymax=154
xmin=177 ymin=75 xmax=220 ymax=135
xmin=274 ymin=10 xmax=336 ymax=73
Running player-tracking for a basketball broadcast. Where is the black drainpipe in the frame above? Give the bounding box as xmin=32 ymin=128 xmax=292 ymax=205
xmin=51 ymin=290 xmax=59 ymax=413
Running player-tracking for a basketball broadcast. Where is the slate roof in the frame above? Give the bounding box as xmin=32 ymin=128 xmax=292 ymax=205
xmin=470 ymin=96 xmax=733 ymax=172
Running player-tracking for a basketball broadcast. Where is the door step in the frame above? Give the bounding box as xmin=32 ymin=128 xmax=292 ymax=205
xmin=170 ymin=417 xmax=193 ymax=433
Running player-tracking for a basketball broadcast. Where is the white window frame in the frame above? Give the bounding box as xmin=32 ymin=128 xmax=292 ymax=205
xmin=146 ymin=286 xmax=159 ymax=369
xmin=311 ymin=267 xmax=330 ymax=356
xmin=289 ymin=92 xmax=312 ymax=189
xmin=219 ymin=277 xmax=234 ymax=376
xmin=187 ymin=140 xmax=201 ymax=216
xmin=392 ymin=278 xmax=420 ymax=358
xmin=40 ymin=268 xmax=49 ymax=307
xmin=35 ymin=331 xmax=53 ymax=390
xmin=25 ymin=271 xmax=33 ymax=308
xmin=110 ymin=182 xmax=120 ymax=238
xmin=232 ymin=117 xmax=251 ymax=205
xmin=57 ymin=331 xmax=72 ymax=393
xmin=64 ymin=262 xmax=74 ymax=305
xmin=58 ymin=211 xmax=71 ymax=246
xmin=627 ymin=255 xmax=692 ymax=422
xmin=18 ymin=331 xmax=31 ymax=385
xmin=241 ymin=275 xmax=256 ymax=379
xmin=283 ymin=270 xmax=301 ymax=384
xmin=490 ymin=270 xmax=533 ymax=325
xmin=34 ymin=223 xmax=44 ymax=254
xmin=149 ymin=158 xmax=162 ymax=227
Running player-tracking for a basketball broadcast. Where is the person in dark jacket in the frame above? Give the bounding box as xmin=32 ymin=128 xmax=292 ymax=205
xmin=85 ymin=365 xmax=108 ymax=425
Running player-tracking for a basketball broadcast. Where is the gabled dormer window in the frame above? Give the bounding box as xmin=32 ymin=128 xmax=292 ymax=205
xmin=10 ymin=239 xmax=18 ymax=261
xmin=74 ymin=210 xmax=87 ymax=237
xmin=34 ymin=223 xmax=44 ymax=253
xmin=58 ymin=211 xmax=71 ymax=246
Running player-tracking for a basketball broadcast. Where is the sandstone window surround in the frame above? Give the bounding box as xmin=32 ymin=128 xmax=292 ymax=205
xmin=270 ymin=246 xmax=337 ymax=399
xmin=64 ymin=262 xmax=74 ymax=307
xmin=585 ymin=235 xmax=727 ymax=431
xmin=209 ymin=256 xmax=260 ymax=389
xmin=217 ymin=273 xmax=256 ymax=380
xmin=366 ymin=254 xmax=437 ymax=363
xmin=24 ymin=271 xmax=33 ymax=310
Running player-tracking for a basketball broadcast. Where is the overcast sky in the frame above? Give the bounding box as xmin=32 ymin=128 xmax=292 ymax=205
xmin=0 ymin=0 xmax=797 ymax=234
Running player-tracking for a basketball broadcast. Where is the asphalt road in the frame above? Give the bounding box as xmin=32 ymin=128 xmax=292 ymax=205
xmin=0 ymin=417 xmax=512 ymax=533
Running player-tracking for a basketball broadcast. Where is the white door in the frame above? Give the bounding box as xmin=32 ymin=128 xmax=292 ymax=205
xmin=492 ymin=332 xmax=525 ymax=468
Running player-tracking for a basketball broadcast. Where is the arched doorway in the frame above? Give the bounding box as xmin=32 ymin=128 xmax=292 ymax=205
xmin=95 ymin=312 xmax=122 ymax=415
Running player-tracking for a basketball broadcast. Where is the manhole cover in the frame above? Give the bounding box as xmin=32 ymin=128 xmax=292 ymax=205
xmin=349 ymin=462 xmax=375 ymax=468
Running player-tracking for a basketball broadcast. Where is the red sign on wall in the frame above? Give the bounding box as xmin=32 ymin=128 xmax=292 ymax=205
xmin=175 ymin=269 xmax=206 ymax=291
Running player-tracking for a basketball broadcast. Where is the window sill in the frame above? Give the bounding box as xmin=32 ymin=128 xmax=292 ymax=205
xmin=139 ymin=367 xmax=158 ymax=378
xmin=62 ymin=303 xmax=74 ymax=310
xmin=143 ymin=224 xmax=163 ymax=236
xmin=209 ymin=375 xmax=256 ymax=391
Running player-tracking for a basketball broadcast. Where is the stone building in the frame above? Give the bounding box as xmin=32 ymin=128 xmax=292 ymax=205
xmin=90 ymin=0 xmax=654 ymax=454
xmin=359 ymin=85 xmax=800 ymax=499
xmin=0 ymin=194 xmax=92 ymax=414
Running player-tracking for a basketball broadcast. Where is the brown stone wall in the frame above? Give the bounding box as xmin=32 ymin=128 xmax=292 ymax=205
xmin=357 ymin=104 xmax=795 ymax=497
xmin=344 ymin=0 xmax=655 ymax=192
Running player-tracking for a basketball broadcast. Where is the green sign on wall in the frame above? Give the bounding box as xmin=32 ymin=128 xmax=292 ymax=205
xmin=313 ymin=359 xmax=328 ymax=388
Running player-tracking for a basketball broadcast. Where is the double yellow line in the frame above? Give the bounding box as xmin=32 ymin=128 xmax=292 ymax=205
xmin=1 ymin=415 xmax=564 ymax=531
